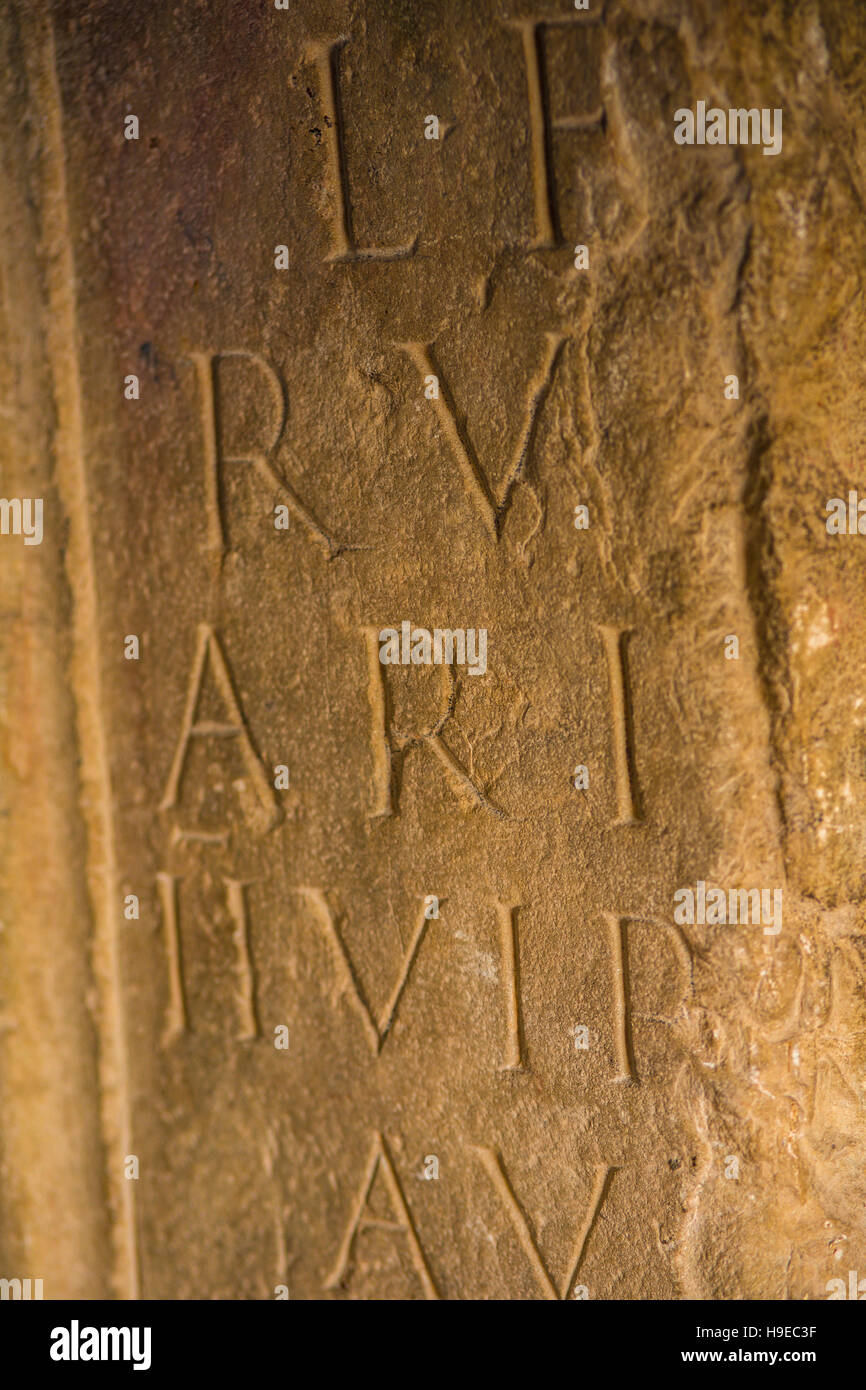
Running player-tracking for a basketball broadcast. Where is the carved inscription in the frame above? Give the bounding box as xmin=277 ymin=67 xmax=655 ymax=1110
xmin=98 ymin=0 xmax=718 ymax=1299
xmin=363 ymin=626 xmax=502 ymax=818
xmin=471 ymin=1146 xmax=616 ymax=1299
xmin=599 ymin=624 xmax=641 ymax=825
xmin=496 ymin=900 xmax=525 ymax=1072
xmin=226 ymin=878 xmax=260 ymax=1041
xmin=325 ymin=1132 xmax=438 ymax=1298
xmin=503 ymin=14 xmax=605 ymax=249
xmin=189 ymin=350 xmax=339 ymax=557
xmin=397 ymin=334 xmax=567 ymax=539
xmin=304 ymin=40 xmax=418 ymax=264
xmin=606 ymin=911 xmax=636 ymax=1083
xmin=605 ymin=913 xmax=694 ymax=1084
xmin=160 ymin=623 xmax=279 ymax=836
xmin=156 ymin=871 xmax=188 ymax=1046
xmin=156 ymin=872 xmax=261 ymax=1042
xmin=298 ymin=889 xmax=434 ymax=1056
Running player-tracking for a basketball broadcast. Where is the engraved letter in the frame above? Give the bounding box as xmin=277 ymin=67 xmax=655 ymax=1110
xmin=189 ymin=349 xmax=338 ymax=557
xmin=297 ymin=890 xmax=435 ymax=1055
xmin=157 ymin=872 xmax=188 ymax=1045
xmin=605 ymin=912 xmax=635 ymax=1083
xmin=471 ymin=1146 xmax=616 ymax=1299
xmin=599 ymin=625 xmax=641 ymax=825
xmin=160 ymin=623 xmax=280 ymax=835
xmin=604 ymin=913 xmax=693 ymax=1084
xmin=325 ymin=1132 xmax=438 ymax=1298
xmin=504 ymin=15 xmax=605 ymax=249
xmin=226 ymin=878 xmax=260 ymax=1041
xmin=305 ymin=40 xmax=418 ymax=263
xmin=364 ymin=627 xmax=502 ymax=818
xmin=158 ymin=872 xmax=262 ymax=1042
xmin=396 ymin=334 xmax=567 ymax=540
xmin=497 ymin=901 xmax=526 ymax=1071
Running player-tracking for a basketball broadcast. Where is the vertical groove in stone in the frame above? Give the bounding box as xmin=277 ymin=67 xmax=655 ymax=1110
xmin=6 ymin=1 xmax=138 ymax=1300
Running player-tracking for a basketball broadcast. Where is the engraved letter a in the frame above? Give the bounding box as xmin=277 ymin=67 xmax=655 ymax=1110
xmin=160 ymin=623 xmax=280 ymax=835
xmin=326 ymin=1132 xmax=438 ymax=1298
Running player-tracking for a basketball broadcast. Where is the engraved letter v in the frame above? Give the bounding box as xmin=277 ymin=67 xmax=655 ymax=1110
xmin=396 ymin=334 xmax=567 ymax=539
xmin=298 ymin=889 xmax=434 ymax=1055
xmin=471 ymin=1146 xmax=616 ymax=1299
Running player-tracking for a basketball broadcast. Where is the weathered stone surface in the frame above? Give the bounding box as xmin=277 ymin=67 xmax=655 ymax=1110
xmin=1 ymin=0 xmax=865 ymax=1300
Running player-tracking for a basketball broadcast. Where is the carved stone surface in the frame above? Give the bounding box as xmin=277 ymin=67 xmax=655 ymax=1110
xmin=1 ymin=0 xmax=865 ymax=1300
